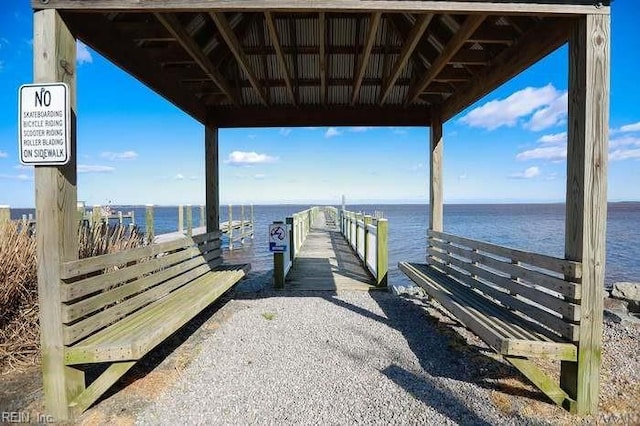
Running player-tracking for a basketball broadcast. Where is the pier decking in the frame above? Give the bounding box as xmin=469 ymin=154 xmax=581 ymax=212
xmin=284 ymin=213 xmax=376 ymax=292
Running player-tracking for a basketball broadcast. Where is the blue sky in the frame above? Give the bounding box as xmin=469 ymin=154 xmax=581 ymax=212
xmin=1 ymin=3 xmax=639 ymax=207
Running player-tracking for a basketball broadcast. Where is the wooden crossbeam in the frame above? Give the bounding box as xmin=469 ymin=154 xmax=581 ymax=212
xmin=265 ymin=12 xmax=296 ymax=105
xmin=379 ymin=13 xmax=433 ymax=105
xmin=351 ymin=12 xmax=382 ymax=105
xmin=319 ymin=12 xmax=327 ymax=105
xmin=154 ymin=13 xmax=238 ymax=105
xmin=210 ymin=12 xmax=268 ymax=106
xmin=405 ymin=15 xmax=485 ymax=105
xmin=441 ymin=18 xmax=570 ymax=120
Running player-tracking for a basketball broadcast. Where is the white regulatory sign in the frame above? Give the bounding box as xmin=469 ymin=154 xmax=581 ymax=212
xmin=18 ymin=83 xmax=71 ymax=165
xmin=269 ymin=223 xmax=288 ymax=253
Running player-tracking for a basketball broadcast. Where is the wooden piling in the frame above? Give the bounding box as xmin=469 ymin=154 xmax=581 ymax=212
xmin=92 ymin=205 xmax=102 ymax=225
xmin=200 ymin=205 xmax=206 ymax=228
xmin=0 ymin=206 xmax=9 ymax=223
xmin=145 ymin=204 xmax=154 ymax=241
xmin=376 ymin=218 xmax=388 ymax=287
xmin=364 ymin=215 xmax=372 ymax=268
xmin=178 ymin=204 xmax=184 ymax=233
xmin=186 ymin=204 xmax=193 ymax=237
xmin=228 ymin=204 xmax=234 ymax=250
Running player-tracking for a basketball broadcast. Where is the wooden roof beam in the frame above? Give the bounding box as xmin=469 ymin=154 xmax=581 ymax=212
xmin=264 ymin=12 xmax=296 ymax=106
xmin=405 ymin=15 xmax=486 ymax=105
xmin=154 ymin=13 xmax=238 ymax=105
xmin=441 ymin=18 xmax=570 ymax=120
xmin=319 ymin=12 xmax=327 ymax=105
xmin=351 ymin=12 xmax=382 ymax=106
xmin=210 ymin=12 xmax=268 ymax=106
xmin=379 ymin=13 xmax=433 ymax=106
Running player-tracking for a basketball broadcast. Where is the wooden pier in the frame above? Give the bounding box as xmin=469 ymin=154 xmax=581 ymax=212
xmin=284 ymin=210 xmax=377 ymax=291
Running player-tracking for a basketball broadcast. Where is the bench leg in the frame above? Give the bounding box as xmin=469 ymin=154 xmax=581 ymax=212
xmin=68 ymin=361 xmax=136 ymax=417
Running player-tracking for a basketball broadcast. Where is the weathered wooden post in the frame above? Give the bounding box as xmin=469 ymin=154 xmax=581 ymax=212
xmin=560 ymin=14 xmax=610 ymax=415
xmin=0 ymin=206 xmax=9 ymax=223
xmin=145 ymin=204 xmax=155 ymax=241
xmin=240 ymin=204 xmax=245 ymax=244
xmin=273 ymin=220 xmax=285 ymax=289
xmin=118 ymin=211 xmax=123 ymax=225
xmin=376 ymin=218 xmax=389 ymax=287
xmin=130 ymin=209 xmax=135 ymax=226
xmin=33 ymin=9 xmax=83 ymax=421
xmin=186 ymin=204 xmax=193 ymax=237
xmin=363 ymin=215 xmax=372 ymax=266
xmin=355 ymin=213 xmax=363 ymax=254
xmin=92 ymin=205 xmax=102 ymax=226
xmin=286 ymin=216 xmax=294 ymax=262
xmin=228 ymin=204 xmax=234 ymax=250
xmin=178 ymin=204 xmax=184 ymax=233
xmin=250 ymin=204 xmax=255 ymax=239
xmin=200 ymin=205 xmax=206 ymax=228
xmin=205 ymin=125 xmax=220 ymax=236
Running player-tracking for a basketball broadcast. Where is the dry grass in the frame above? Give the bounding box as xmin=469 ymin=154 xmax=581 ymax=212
xmin=0 ymin=220 xmax=146 ymax=372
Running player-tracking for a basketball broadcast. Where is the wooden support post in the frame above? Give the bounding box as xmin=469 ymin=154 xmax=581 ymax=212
xmin=34 ymin=9 xmax=84 ymax=421
xmin=286 ymin=217 xmax=295 ymax=262
xmin=228 ymin=204 xmax=234 ymax=250
xmin=118 ymin=211 xmax=123 ymax=225
xmin=145 ymin=204 xmax=154 ymax=242
xmin=205 ymin=125 xmax=220 ymax=233
xmin=92 ymin=205 xmax=102 ymax=226
xmin=430 ymin=108 xmax=444 ymax=233
xmin=250 ymin=204 xmax=254 ymax=239
xmin=0 ymin=205 xmax=9 ymax=223
xmin=273 ymin=220 xmax=285 ymax=289
xmin=376 ymin=218 xmax=389 ymax=287
xmin=186 ymin=204 xmax=193 ymax=237
xmin=363 ymin=215 xmax=372 ymax=266
xmin=355 ymin=213 xmax=362 ymax=253
xmin=130 ymin=209 xmax=135 ymax=226
xmin=200 ymin=205 xmax=205 ymax=228
xmin=240 ymin=204 xmax=245 ymax=243
xmin=561 ymin=14 xmax=610 ymax=416
xmin=178 ymin=204 xmax=184 ymax=233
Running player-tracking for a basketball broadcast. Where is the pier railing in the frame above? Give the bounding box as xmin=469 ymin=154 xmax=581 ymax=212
xmin=273 ymin=207 xmax=321 ymax=288
xmin=340 ymin=209 xmax=388 ymax=286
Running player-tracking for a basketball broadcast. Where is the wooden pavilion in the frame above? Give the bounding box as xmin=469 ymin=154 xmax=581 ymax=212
xmin=30 ymin=0 xmax=610 ymax=420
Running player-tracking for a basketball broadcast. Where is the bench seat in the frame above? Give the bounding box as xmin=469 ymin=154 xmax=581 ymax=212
xmin=399 ymin=262 xmax=577 ymax=361
xmin=65 ymin=264 xmax=250 ymax=365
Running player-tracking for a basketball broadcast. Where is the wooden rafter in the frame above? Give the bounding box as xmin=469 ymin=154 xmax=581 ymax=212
xmin=379 ymin=13 xmax=433 ymax=105
xmin=288 ymin=17 xmax=300 ymax=105
xmin=351 ymin=12 xmax=382 ymax=106
xmin=319 ymin=12 xmax=326 ymax=105
xmin=154 ymin=13 xmax=238 ymax=105
xmin=210 ymin=12 xmax=268 ymax=106
xmin=264 ymin=12 xmax=296 ymax=105
xmin=405 ymin=15 xmax=486 ymax=105
xmin=259 ymin=15 xmax=271 ymax=104
xmin=441 ymin=18 xmax=570 ymax=120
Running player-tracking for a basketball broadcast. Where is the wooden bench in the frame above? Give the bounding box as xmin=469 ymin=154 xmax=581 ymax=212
xmin=400 ymin=230 xmax=583 ymax=411
xmin=58 ymin=230 xmax=249 ymax=416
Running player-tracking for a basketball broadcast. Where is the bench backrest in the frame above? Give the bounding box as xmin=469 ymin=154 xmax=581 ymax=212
xmin=59 ymin=231 xmax=222 ymax=346
xmin=427 ymin=230 xmax=582 ymax=342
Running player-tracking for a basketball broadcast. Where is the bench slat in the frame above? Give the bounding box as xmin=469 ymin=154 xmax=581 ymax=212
xmin=429 ymin=230 xmax=582 ymax=279
xmin=63 ymin=254 xmax=222 ymax=345
xmin=428 ymin=240 xmax=581 ymax=299
xmin=427 ymin=254 xmax=580 ymax=342
xmin=399 ymin=262 xmax=577 ymax=361
xmin=61 ymin=240 xmax=221 ymax=302
xmin=62 ymin=246 xmax=222 ymax=323
xmin=65 ymin=266 xmax=249 ymax=364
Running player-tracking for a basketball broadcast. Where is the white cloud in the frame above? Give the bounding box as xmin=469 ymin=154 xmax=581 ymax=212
xmin=524 ymin=92 xmax=568 ymax=131
xmin=610 ymin=135 xmax=640 ymax=149
xmin=279 ymin=128 xmax=292 ymax=137
xmin=458 ymin=173 xmax=468 ymax=180
xmin=619 ymin=122 xmax=640 ymax=133
xmin=610 ymin=149 xmax=640 ymax=161
xmin=254 ymin=174 xmax=266 ymax=180
xmin=225 ymin=151 xmax=277 ymax=166
xmin=0 ymin=38 xmax=9 ymax=49
xmin=538 ymin=132 xmax=566 ymax=144
xmin=510 ymin=166 xmax=541 ymax=179
xmin=100 ymin=150 xmax=138 ymax=161
xmin=459 ymin=84 xmax=563 ymax=130
xmin=174 ymin=174 xmax=185 ymax=180
xmin=76 ymin=41 xmax=93 ymax=65
xmin=0 ymin=150 xmax=7 ymax=158
xmin=325 ymin=127 xmax=342 ymax=138
xmin=516 ymin=145 xmax=567 ymax=161
xmin=349 ymin=127 xmax=372 ymax=133
xmin=0 ymin=174 xmax=32 ymax=181
xmin=78 ymin=164 xmax=114 ymax=173
xmin=189 ymin=175 xmax=198 ymax=181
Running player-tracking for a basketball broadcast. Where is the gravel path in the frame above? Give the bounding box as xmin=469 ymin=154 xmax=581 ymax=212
xmin=137 ymin=290 xmax=536 ymax=425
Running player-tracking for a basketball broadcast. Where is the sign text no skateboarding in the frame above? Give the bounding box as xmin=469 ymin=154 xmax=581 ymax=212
xmin=269 ymin=223 xmax=288 ymax=253
xmin=19 ymin=83 xmax=71 ymax=165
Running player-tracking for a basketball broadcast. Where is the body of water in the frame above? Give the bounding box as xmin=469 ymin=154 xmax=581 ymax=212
xmin=11 ymin=203 xmax=640 ymax=287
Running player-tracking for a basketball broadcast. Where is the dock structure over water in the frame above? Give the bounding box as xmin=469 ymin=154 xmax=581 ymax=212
xmin=30 ymin=0 xmax=610 ymax=420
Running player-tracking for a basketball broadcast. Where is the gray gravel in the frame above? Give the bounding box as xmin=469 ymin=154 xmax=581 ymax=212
xmin=136 ymin=290 xmax=537 ymax=425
